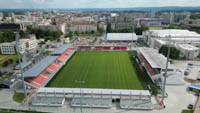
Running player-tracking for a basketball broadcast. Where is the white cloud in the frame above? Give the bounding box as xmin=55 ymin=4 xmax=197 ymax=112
xmin=0 ymin=0 xmax=200 ymax=8
xmin=33 ymin=0 xmax=45 ymax=4
xmin=16 ymin=0 xmax=24 ymax=3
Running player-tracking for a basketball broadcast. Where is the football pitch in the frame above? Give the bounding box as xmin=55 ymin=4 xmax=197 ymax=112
xmin=47 ymin=51 xmax=148 ymax=90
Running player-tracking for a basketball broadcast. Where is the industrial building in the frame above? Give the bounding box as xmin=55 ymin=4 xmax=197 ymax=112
xmin=106 ymin=33 xmax=138 ymax=41
xmin=143 ymin=29 xmax=200 ymax=48
xmin=143 ymin=29 xmax=200 ymax=59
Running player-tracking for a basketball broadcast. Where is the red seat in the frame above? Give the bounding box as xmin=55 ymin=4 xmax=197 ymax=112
xmin=104 ymin=47 xmax=110 ymax=50
xmin=114 ymin=47 xmax=120 ymax=50
xmin=121 ymin=47 xmax=127 ymax=50
xmin=138 ymin=53 xmax=157 ymax=76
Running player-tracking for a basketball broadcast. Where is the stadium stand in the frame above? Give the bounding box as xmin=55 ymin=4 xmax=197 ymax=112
xmin=24 ymin=47 xmax=75 ymax=88
xmin=78 ymin=45 xmax=128 ymax=51
xmin=71 ymin=96 xmax=112 ymax=108
xmin=51 ymin=44 xmax=72 ymax=55
xmin=57 ymin=54 xmax=68 ymax=63
xmin=121 ymin=47 xmax=127 ymax=50
xmin=23 ymin=56 xmax=58 ymax=78
xmin=95 ymin=46 xmax=102 ymax=51
xmin=138 ymin=53 xmax=157 ymax=76
xmin=103 ymin=47 xmax=111 ymax=50
xmin=37 ymin=88 xmax=151 ymax=97
xmin=32 ymin=96 xmax=65 ymax=107
xmin=114 ymin=47 xmax=121 ymax=50
xmin=120 ymin=96 xmax=152 ymax=110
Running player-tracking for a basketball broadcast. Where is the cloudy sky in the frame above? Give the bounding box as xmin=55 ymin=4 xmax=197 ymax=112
xmin=0 ymin=0 xmax=200 ymax=9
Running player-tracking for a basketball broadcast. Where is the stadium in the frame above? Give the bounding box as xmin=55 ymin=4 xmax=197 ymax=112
xmin=18 ymin=44 xmax=160 ymax=110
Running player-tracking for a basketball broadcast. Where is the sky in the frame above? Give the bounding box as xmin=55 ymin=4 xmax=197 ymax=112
xmin=0 ymin=0 xmax=200 ymax=9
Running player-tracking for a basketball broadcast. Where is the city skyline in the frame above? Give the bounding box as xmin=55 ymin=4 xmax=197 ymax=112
xmin=0 ymin=0 xmax=200 ymax=9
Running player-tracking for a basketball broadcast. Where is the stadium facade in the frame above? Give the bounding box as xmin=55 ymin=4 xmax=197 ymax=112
xmin=13 ymin=44 xmax=155 ymax=110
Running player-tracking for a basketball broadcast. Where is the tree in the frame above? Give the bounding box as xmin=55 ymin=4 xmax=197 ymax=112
xmin=106 ymin=23 xmax=112 ymax=33
xmin=159 ymin=45 xmax=180 ymax=59
xmin=74 ymin=30 xmax=79 ymax=36
xmin=91 ymin=30 xmax=95 ymax=34
xmin=98 ymin=27 xmax=104 ymax=34
xmin=8 ymin=59 xmax=13 ymax=63
xmin=68 ymin=31 xmax=73 ymax=39
xmin=134 ymin=26 xmax=149 ymax=35
xmin=3 ymin=61 xmax=9 ymax=67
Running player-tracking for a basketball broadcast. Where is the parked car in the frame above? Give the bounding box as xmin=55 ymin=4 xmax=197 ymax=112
xmin=184 ymin=69 xmax=190 ymax=76
xmin=187 ymin=104 xmax=193 ymax=110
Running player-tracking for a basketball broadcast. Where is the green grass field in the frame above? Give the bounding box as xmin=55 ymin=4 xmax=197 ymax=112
xmin=181 ymin=110 xmax=193 ymax=113
xmin=47 ymin=51 xmax=159 ymax=94
xmin=48 ymin=51 xmax=145 ymax=90
xmin=0 ymin=55 xmax=18 ymax=69
xmin=12 ymin=93 xmax=25 ymax=103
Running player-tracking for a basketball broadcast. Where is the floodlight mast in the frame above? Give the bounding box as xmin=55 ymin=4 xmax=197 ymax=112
xmin=16 ymin=33 xmax=27 ymax=98
xmin=161 ymin=35 xmax=171 ymax=106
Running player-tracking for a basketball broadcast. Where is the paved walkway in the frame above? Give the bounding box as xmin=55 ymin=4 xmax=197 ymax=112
xmin=194 ymin=97 xmax=200 ymax=113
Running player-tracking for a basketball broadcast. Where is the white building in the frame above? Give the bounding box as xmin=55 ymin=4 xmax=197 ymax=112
xmin=0 ymin=35 xmax=38 ymax=54
xmin=106 ymin=33 xmax=138 ymax=41
xmin=70 ymin=22 xmax=97 ymax=32
xmin=178 ymin=44 xmax=199 ymax=60
xmin=143 ymin=29 xmax=200 ymax=48
xmin=23 ymin=34 xmax=38 ymax=51
xmin=0 ymin=43 xmax=16 ymax=54
xmin=0 ymin=12 xmax=3 ymax=20
xmin=134 ymin=18 xmax=162 ymax=27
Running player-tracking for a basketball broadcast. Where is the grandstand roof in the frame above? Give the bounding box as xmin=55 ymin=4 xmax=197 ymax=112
xmin=16 ymin=61 xmax=32 ymax=69
xmin=106 ymin=33 xmax=138 ymax=41
xmin=23 ymin=56 xmax=58 ymax=78
xmin=138 ymin=47 xmax=168 ymax=69
xmin=38 ymin=88 xmax=151 ymax=96
xmin=51 ymin=43 xmax=72 ymax=55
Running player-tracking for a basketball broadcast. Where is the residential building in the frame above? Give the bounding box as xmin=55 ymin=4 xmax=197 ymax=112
xmin=0 ymin=12 xmax=3 ymax=20
xmin=134 ymin=18 xmax=162 ymax=27
xmin=70 ymin=22 xmax=97 ymax=32
xmin=23 ymin=34 xmax=38 ymax=51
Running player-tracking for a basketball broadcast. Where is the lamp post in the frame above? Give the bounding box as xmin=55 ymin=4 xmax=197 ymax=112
xmin=16 ymin=33 xmax=27 ymax=98
xmin=161 ymin=35 xmax=171 ymax=106
xmin=75 ymin=80 xmax=85 ymax=113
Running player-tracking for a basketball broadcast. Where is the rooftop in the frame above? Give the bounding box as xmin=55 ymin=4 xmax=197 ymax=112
xmin=0 ymin=42 xmax=14 ymax=46
xmin=73 ymin=22 xmax=95 ymax=25
xmin=178 ymin=44 xmax=199 ymax=50
xmin=51 ymin=43 xmax=72 ymax=55
xmin=138 ymin=47 xmax=170 ymax=69
xmin=23 ymin=56 xmax=58 ymax=78
xmin=148 ymin=29 xmax=200 ymax=38
xmin=106 ymin=33 xmax=138 ymax=41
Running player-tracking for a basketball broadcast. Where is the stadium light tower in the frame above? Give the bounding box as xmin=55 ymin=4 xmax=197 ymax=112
xmin=161 ymin=35 xmax=171 ymax=106
xmin=75 ymin=80 xmax=85 ymax=113
xmin=16 ymin=33 xmax=27 ymax=98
